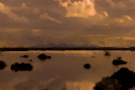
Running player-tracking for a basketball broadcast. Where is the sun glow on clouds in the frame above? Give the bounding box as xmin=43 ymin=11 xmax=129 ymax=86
xmin=57 ymin=0 xmax=96 ymax=18
xmin=0 ymin=2 xmax=28 ymax=23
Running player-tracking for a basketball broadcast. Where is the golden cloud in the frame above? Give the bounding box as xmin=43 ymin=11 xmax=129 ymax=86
xmin=57 ymin=0 xmax=96 ymax=18
xmin=0 ymin=2 xmax=28 ymax=23
xmin=40 ymin=13 xmax=62 ymax=24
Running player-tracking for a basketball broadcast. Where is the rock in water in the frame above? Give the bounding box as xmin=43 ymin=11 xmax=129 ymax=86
xmin=84 ymin=64 xmax=91 ymax=69
xmin=111 ymin=68 xmax=135 ymax=90
xmin=94 ymin=68 xmax=135 ymax=90
xmin=104 ymin=51 xmax=111 ymax=56
xmin=20 ymin=55 xmax=29 ymax=58
xmin=38 ymin=53 xmax=51 ymax=61
xmin=29 ymin=60 xmax=33 ymax=62
xmin=117 ymin=57 xmax=121 ymax=59
xmin=11 ymin=63 xmax=33 ymax=72
xmin=94 ymin=77 xmax=121 ymax=90
xmin=112 ymin=57 xmax=127 ymax=66
xmin=0 ymin=61 xmax=6 ymax=70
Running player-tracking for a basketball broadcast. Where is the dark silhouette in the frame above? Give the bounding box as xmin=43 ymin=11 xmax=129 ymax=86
xmin=0 ymin=61 xmax=6 ymax=70
xmin=38 ymin=53 xmax=51 ymax=61
xmin=91 ymin=56 xmax=96 ymax=58
xmin=104 ymin=51 xmax=111 ymax=56
xmin=29 ymin=60 xmax=33 ymax=62
xmin=0 ymin=47 xmax=135 ymax=51
xmin=112 ymin=57 xmax=127 ymax=66
xmin=94 ymin=77 xmax=121 ymax=90
xmin=117 ymin=57 xmax=122 ymax=59
xmin=83 ymin=64 xmax=91 ymax=69
xmin=111 ymin=68 xmax=135 ymax=90
xmin=20 ymin=55 xmax=29 ymax=58
xmin=11 ymin=62 xmax=33 ymax=72
xmin=94 ymin=68 xmax=135 ymax=90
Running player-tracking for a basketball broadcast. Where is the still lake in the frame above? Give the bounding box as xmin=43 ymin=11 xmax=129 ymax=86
xmin=0 ymin=50 xmax=135 ymax=90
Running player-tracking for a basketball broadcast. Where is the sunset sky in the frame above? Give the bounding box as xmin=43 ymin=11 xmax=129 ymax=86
xmin=0 ymin=0 xmax=135 ymax=47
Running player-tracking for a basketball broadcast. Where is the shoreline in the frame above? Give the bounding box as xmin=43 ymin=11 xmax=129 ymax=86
xmin=0 ymin=47 xmax=135 ymax=51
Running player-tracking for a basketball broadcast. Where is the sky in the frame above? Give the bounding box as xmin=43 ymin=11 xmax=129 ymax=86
xmin=0 ymin=0 xmax=135 ymax=47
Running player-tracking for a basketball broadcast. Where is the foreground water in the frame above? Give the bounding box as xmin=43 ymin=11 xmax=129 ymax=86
xmin=0 ymin=50 xmax=135 ymax=90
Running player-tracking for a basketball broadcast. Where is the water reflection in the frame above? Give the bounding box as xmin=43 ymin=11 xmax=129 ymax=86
xmin=0 ymin=51 xmax=134 ymax=90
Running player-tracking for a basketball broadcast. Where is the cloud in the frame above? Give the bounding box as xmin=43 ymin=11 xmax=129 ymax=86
xmin=124 ymin=15 xmax=132 ymax=21
xmin=40 ymin=13 xmax=62 ymax=24
xmin=123 ymin=37 xmax=135 ymax=41
xmin=57 ymin=0 xmax=96 ymax=18
xmin=21 ymin=3 xmax=28 ymax=9
xmin=105 ymin=0 xmax=115 ymax=7
xmin=0 ymin=2 xmax=28 ymax=23
xmin=0 ymin=0 xmax=135 ymax=47
xmin=103 ymin=11 xmax=109 ymax=17
xmin=114 ymin=15 xmax=134 ymax=25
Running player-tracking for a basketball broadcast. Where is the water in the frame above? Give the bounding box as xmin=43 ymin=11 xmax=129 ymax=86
xmin=0 ymin=50 xmax=135 ymax=90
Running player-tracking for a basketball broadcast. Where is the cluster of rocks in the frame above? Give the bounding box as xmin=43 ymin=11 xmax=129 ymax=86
xmin=83 ymin=52 xmax=128 ymax=70
xmin=82 ymin=51 xmax=135 ymax=90
xmin=0 ymin=53 xmax=51 ymax=72
xmin=20 ymin=53 xmax=51 ymax=61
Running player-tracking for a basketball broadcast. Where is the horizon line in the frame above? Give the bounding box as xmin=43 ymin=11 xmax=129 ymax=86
xmin=0 ymin=47 xmax=135 ymax=51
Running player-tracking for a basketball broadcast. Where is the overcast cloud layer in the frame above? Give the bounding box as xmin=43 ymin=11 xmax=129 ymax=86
xmin=0 ymin=0 xmax=135 ymax=47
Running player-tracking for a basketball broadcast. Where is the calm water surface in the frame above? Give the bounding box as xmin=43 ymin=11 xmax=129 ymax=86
xmin=0 ymin=50 xmax=135 ymax=90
